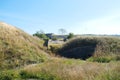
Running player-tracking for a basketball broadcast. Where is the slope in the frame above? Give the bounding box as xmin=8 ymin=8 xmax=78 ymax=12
xmin=0 ymin=22 xmax=48 ymax=69
xmin=58 ymin=37 xmax=120 ymax=60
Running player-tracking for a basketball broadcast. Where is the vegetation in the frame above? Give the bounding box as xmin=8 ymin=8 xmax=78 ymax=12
xmin=67 ymin=33 xmax=74 ymax=39
xmin=0 ymin=58 xmax=119 ymax=80
xmin=0 ymin=22 xmax=48 ymax=70
xmin=49 ymin=44 xmax=62 ymax=53
xmin=0 ymin=70 xmax=20 ymax=80
xmin=0 ymin=22 xmax=120 ymax=80
xmin=33 ymin=30 xmax=49 ymax=39
xmin=58 ymin=37 xmax=120 ymax=60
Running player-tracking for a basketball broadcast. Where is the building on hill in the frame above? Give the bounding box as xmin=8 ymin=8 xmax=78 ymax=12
xmin=46 ymin=33 xmax=68 ymax=40
xmin=55 ymin=35 xmax=68 ymax=40
xmin=46 ymin=33 xmax=54 ymax=39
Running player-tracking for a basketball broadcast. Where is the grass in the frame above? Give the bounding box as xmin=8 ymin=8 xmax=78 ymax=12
xmin=87 ymin=54 xmax=120 ymax=63
xmin=0 ymin=70 xmax=20 ymax=80
xmin=18 ymin=58 xmax=120 ymax=80
xmin=0 ymin=22 xmax=120 ymax=80
xmin=0 ymin=58 xmax=119 ymax=80
xmin=49 ymin=43 xmax=62 ymax=53
xmin=0 ymin=22 xmax=48 ymax=70
xmin=58 ymin=36 xmax=120 ymax=60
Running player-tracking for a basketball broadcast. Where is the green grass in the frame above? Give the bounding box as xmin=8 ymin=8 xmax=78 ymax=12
xmin=0 ymin=70 xmax=20 ymax=80
xmin=87 ymin=55 xmax=120 ymax=63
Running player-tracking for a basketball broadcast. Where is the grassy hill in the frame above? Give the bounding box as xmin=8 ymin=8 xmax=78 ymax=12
xmin=58 ymin=37 xmax=120 ymax=61
xmin=0 ymin=22 xmax=48 ymax=69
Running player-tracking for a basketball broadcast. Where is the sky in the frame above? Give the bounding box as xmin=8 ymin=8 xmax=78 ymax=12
xmin=0 ymin=0 xmax=120 ymax=35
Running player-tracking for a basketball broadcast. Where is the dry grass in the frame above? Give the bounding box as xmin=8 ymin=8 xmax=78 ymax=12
xmin=21 ymin=58 xmax=120 ymax=80
xmin=0 ymin=22 xmax=120 ymax=80
xmin=0 ymin=22 xmax=48 ymax=69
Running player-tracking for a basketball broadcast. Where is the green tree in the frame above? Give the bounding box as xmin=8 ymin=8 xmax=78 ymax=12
xmin=67 ymin=33 xmax=74 ymax=39
xmin=33 ymin=30 xmax=49 ymax=39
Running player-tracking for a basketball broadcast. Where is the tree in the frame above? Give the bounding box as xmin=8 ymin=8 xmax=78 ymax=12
xmin=33 ymin=30 xmax=49 ymax=39
xmin=58 ymin=28 xmax=67 ymax=35
xmin=67 ymin=33 xmax=74 ymax=39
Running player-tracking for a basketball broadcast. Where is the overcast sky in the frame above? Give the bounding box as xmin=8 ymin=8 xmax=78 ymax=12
xmin=0 ymin=0 xmax=120 ymax=35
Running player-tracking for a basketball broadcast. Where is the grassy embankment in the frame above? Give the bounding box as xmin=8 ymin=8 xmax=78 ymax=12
xmin=0 ymin=22 xmax=48 ymax=70
xmin=58 ymin=37 xmax=120 ymax=62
